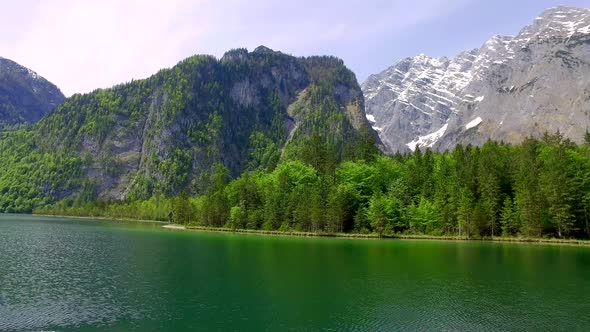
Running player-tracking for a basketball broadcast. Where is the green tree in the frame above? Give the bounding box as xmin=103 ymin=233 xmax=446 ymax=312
xmin=539 ymin=133 xmax=576 ymax=237
xmin=456 ymin=188 xmax=474 ymax=237
xmin=500 ymin=198 xmax=519 ymax=237
xmin=478 ymin=141 xmax=503 ymax=236
xmin=227 ymin=201 xmax=248 ymax=229
xmin=515 ymin=138 xmax=543 ymax=237
xmin=172 ymin=190 xmax=192 ymax=224
xmin=408 ymin=197 xmax=440 ymax=234
xmin=366 ymin=192 xmax=396 ymax=236
xmin=433 ymin=153 xmax=459 ymax=234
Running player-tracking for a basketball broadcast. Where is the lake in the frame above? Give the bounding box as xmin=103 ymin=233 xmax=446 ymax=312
xmin=0 ymin=215 xmax=589 ymax=331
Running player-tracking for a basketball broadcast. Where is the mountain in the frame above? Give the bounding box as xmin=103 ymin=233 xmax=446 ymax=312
xmin=0 ymin=46 xmax=378 ymax=211
xmin=0 ymin=57 xmax=64 ymax=128
xmin=363 ymin=6 xmax=590 ymax=153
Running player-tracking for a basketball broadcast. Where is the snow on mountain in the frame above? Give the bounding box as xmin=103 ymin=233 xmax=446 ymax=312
xmin=465 ymin=117 xmax=483 ymax=130
xmin=363 ymin=6 xmax=590 ymax=153
xmin=407 ymin=123 xmax=448 ymax=152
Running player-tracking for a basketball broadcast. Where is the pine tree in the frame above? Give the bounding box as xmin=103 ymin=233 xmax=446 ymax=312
xmin=500 ymin=198 xmax=519 ymax=236
xmin=515 ymin=138 xmax=543 ymax=237
xmin=478 ymin=141 xmax=502 ymax=236
xmin=539 ymin=132 xmax=576 ymax=237
xmin=172 ymin=190 xmax=191 ymax=225
xmin=456 ymin=188 xmax=473 ymax=237
xmin=367 ymin=192 xmax=394 ymax=236
xmin=433 ymin=153 xmax=459 ymax=234
xmin=421 ymin=148 xmax=435 ymax=199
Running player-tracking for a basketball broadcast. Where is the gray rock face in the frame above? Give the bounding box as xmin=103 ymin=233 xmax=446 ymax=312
xmin=363 ymin=6 xmax=590 ymax=153
xmin=36 ymin=47 xmax=376 ymax=200
xmin=0 ymin=57 xmax=65 ymax=128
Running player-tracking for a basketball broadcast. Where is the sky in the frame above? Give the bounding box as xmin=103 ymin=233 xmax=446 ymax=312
xmin=1 ymin=0 xmax=589 ymax=96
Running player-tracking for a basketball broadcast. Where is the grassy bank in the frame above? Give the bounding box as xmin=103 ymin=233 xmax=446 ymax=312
xmin=163 ymin=224 xmax=590 ymax=246
xmin=34 ymin=213 xmax=590 ymax=246
xmin=34 ymin=214 xmax=166 ymax=224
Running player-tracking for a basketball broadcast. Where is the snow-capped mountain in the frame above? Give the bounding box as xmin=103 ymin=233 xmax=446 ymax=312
xmin=363 ymin=6 xmax=590 ymax=152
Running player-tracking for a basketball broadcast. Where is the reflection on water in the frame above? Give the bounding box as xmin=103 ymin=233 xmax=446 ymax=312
xmin=0 ymin=215 xmax=589 ymax=331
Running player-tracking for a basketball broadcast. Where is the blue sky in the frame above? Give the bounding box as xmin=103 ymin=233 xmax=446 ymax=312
xmin=1 ymin=0 xmax=589 ymax=96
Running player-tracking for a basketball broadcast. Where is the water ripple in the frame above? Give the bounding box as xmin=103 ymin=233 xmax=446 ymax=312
xmin=1 ymin=215 xmax=589 ymax=331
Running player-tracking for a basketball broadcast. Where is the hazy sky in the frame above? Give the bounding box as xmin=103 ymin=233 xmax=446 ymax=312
xmin=1 ymin=0 xmax=589 ymax=96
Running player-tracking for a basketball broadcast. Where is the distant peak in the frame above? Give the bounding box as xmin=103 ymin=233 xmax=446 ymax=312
xmin=414 ymin=53 xmax=431 ymax=60
xmin=410 ymin=54 xmax=448 ymax=67
xmin=490 ymin=34 xmax=512 ymax=41
xmin=541 ymin=6 xmax=590 ymax=16
xmin=522 ymin=6 xmax=590 ymax=39
xmin=253 ymin=45 xmax=275 ymax=54
xmin=221 ymin=48 xmax=249 ymax=62
xmin=535 ymin=6 xmax=590 ymax=22
xmin=362 ymin=5 xmax=590 ymax=154
xmin=221 ymin=46 xmax=281 ymax=62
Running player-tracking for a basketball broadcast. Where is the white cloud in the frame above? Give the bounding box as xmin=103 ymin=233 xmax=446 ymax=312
xmin=2 ymin=0 xmax=209 ymax=95
xmin=0 ymin=0 xmax=471 ymax=96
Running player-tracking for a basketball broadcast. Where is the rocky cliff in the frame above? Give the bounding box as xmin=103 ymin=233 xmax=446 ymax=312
xmin=363 ymin=6 xmax=590 ymax=152
xmin=0 ymin=57 xmax=65 ymax=128
xmin=30 ymin=46 xmax=377 ymax=201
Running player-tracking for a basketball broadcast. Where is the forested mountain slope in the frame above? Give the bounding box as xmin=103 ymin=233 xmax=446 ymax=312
xmin=0 ymin=47 xmax=378 ymax=212
xmin=42 ymin=134 xmax=590 ymax=240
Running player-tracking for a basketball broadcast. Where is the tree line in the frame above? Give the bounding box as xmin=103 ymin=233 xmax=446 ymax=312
xmin=37 ymin=131 xmax=590 ymax=239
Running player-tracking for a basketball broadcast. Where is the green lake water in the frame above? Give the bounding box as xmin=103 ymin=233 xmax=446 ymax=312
xmin=0 ymin=215 xmax=589 ymax=331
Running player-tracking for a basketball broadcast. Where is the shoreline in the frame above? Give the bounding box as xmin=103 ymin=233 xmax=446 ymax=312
xmin=33 ymin=213 xmax=167 ymax=224
xmin=165 ymin=224 xmax=590 ymax=247
xmin=33 ymin=213 xmax=590 ymax=246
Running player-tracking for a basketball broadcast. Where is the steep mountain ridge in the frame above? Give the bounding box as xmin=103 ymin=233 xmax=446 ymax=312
xmin=0 ymin=57 xmax=65 ymax=128
xmin=0 ymin=46 xmax=378 ymax=211
xmin=363 ymin=6 xmax=590 ymax=152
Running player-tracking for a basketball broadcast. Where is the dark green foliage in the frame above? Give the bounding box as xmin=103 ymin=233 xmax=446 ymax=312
xmin=39 ymin=132 xmax=590 ymax=240
xmin=539 ymin=132 xmax=577 ymax=237
xmin=0 ymin=130 xmax=82 ymax=213
xmin=500 ymin=198 xmax=520 ymax=236
xmin=2 ymin=50 xmax=589 ymax=240
xmin=247 ymin=132 xmax=280 ymax=172
xmin=0 ymin=47 xmax=377 ymax=212
xmin=515 ymin=138 xmax=544 ymax=237
xmin=171 ymin=190 xmax=192 ymax=225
